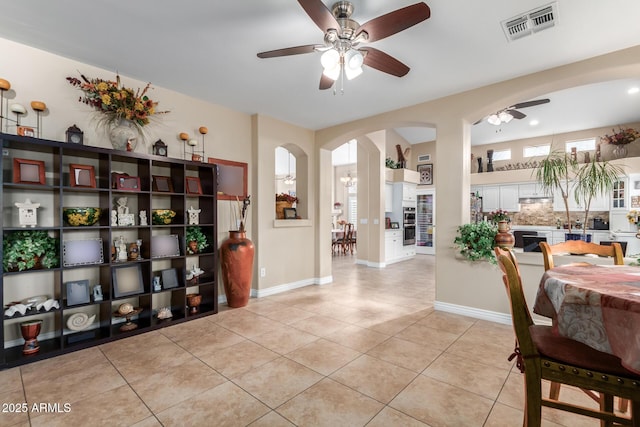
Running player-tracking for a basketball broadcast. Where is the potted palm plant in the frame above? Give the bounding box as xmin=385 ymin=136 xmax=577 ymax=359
xmin=574 ymin=158 xmax=624 ymax=237
xmin=534 ymin=149 xmax=578 ymax=234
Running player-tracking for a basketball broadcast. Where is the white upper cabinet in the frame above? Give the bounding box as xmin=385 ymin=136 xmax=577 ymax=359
xmin=499 ymin=184 xmax=520 ymax=212
xmin=482 ymin=186 xmax=500 ymax=211
xmin=518 ymin=183 xmax=545 ymax=198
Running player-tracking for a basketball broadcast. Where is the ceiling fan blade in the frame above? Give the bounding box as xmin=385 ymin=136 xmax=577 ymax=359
xmin=257 ymin=44 xmax=322 ymax=58
xmin=510 ymin=98 xmax=550 ymax=109
xmin=319 ymin=74 xmax=334 ymax=90
xmin=509 ymin=109 xmax=527 ymax=120
xmin=361 ymin=47 xmax=410 ymax=77
xmin=355 ymin=3 xmax=430 ymax=43
xmin=298 ymin=0 xmax=340 ymax=33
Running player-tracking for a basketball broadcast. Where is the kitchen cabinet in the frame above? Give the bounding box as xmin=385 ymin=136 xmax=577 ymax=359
xmin=499 ymin=185 xmax=520 ymax=212
xmin=481 ymin=186 xmax=500 ymax=212
xmin=384 ymin=230 xmax=415 ymax=264
xmin=518 ymin=183 xmax=545 ymax=198
xmin=552 ymin=182 xmax=609 ymax=212
xmin=384 ymin=183 xmax=393 ymax=212
xmin=611 ymin=178 xmax=628 ymax=210
xmin=395 ymin=182 xmax=417 ymax=203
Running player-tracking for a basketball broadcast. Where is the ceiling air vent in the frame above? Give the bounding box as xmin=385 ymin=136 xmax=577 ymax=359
xmin=501 ymin=2 xmax=557 ymax=42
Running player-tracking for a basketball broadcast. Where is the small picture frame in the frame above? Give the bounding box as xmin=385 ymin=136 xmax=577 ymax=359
xmin=283 ymin=207 xmax=297 ymax=219
xmin=417 ymin=163 xmax=433 ymax=185
xmin=185 ymin=176 xmax=203 ymax=195
xmin=161 ymin=268 xmax=179 ymax=289
xmin=13 ymin=158 xmax=46 ymax=185
xmin=390 ymin=222 xmax=400 ymax=229
xmin=65 ymin=280 xmax=91 ymax=306
xmin=152 ymin=175 xmax=174 ymax=192
xmin=113 ymin=264 xmax=145 ymax=298
xmin=63 ymin=238 xmax=104 ymax=267
xmin=111 ymin=173 xmax=141 ymax=192
xmin=17 ymin=126 xmax=35 ymax=137
xmin=151 ymin=235 xmax=181 ymax=258
xmin=70 ymin=164 xmax=96 ymax=188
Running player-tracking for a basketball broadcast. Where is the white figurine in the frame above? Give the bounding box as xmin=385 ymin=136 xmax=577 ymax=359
xmin=116 ymin=197 xmax=129 ymax=215
xmin=139 ymin=210 xmax=148 ymax=226
xmin=153 ymin=276 xmax=161 ymax=292
xmin=93 ymin=285 xmax=103 ymax=302
xmin=111 ymin=209 xmax=118 ymax=226
xmin=116 ymin=197 xmax=135 ymax=226
xmin=118 ymin=236 xmax=128 ymax=262
xmin=16 ymin=198 xmax=40 ymax=227
xmin=187 ymin=206 xmax=201 ymax=225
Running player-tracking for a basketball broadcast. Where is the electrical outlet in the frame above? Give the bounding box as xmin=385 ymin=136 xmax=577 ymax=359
xmin=2 ymin=149 xmax=8 ymax=156
xmin=260 ymin=267 xmax=266 ymax=277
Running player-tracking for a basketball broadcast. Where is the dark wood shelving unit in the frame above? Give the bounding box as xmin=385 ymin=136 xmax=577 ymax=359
xmin=1 ymin=133 xmax=218 ymax=369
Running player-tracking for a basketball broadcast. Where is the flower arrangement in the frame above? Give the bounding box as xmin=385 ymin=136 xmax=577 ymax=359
xmin=627 ymin=210 xmax=640 ymax=225
xmin=66 ymin=73 xmax=168 ymax=130
xmin=488 ymin=209 xmax=510 ymax=224
xmin=600 ymin=127 xmax=640 ymax=145
xmin=276 ymin=193 xmax=299 ymax=204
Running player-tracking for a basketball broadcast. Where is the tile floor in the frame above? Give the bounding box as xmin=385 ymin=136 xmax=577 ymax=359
xmin=0 ymin=255 xmax=616 ymax=426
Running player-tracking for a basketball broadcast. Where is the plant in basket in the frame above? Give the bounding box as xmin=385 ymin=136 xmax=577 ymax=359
xmin=3 ymin=230 xmax=59 ymax=272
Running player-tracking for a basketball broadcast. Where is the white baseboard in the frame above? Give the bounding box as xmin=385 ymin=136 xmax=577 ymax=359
xmin=434 ymin=301 xmax=512 ymax=325
xmin=217 ymin=275 xmax=333 ymax=304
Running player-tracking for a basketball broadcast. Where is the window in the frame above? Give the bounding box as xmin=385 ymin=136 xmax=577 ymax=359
xmin=523 ymin=144 xmax=551 ymax=157
xmin=565 ymin=138 xmax=596 ymax=152
xmin=492 ymin=149 xmax=511 ymax=161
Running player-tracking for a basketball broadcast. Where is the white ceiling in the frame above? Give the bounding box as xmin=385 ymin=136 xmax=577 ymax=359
xmin=0 ymin=1 xmax=639 ymax=147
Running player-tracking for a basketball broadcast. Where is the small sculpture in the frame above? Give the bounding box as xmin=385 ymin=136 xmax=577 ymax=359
xmin=187 ymin=206 xmax=201 ymax=225
xmin=36 ymin=299 xmax=59 ymax=311
xmin=93 ymin=285 xmax=103 ymax=302
xmin=153 ymin=276 xmax=161 ymax=292
xmin=67 ymin=313 xmax=96 ymax=331
xmin=15 ymin=198 xmax=40 ymax=227
xmin=186 ymin=265 xmax=205 ymax=282
xmin=136 ymin=239 xmax=143 ymax=259
xmin=128 ymin=242 xmax=139 ymax=261
xmin=395 ymin=144 xmax=407 ymax=169
xmin=5 ymin=304 xmax=29 ymax=317
xmin=116 ymin=197 xmax=135 ymax=226
xmin=139 ymin=210 xmax=148 ymax=226
xmin=111 ymin=209 xmax=118 ymax=226
xmin=117 ymin=236 xmax=128 ymax=262
xmin=157 ymin=307 xmax=173 ymax=320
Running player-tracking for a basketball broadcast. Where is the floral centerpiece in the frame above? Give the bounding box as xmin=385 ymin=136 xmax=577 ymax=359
xmin=488 ymin=209 xmax=510 ymax=224
xmin=67 ymin=73 xmax=168 ymax=150
xmin=601 ymin=127 xmax=640 ymax=145
xmin=627 ymin=210 xmax=640 ymax=227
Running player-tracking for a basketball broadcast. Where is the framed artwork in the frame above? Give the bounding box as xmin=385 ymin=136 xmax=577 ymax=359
xmin=69 ymin=164 xmax=96 ymax=188
xmin=65 ymin=280 xmax=90 ymax=306
xmin=632 ymin=196 xmax=640 ymax=208
xmin=113 ymin=264 xmax=145 ymax=298
xmin=185 ymin=176 xmax=203 ymax=195
xmin=207 ymin=157 xmax=248 ymax=200
xmin=151 ymin=235 xmax=181 ymax=258
xmin=152 ymin=175 xmax=174 ymax=192
xmin=17 ymin=126 xmax=35 ymax=137
xmin=418 ymin=163 xmax=433 ymax=185
xmin=161 ymin=268 xmax=179 ymax=289
xmin=13 ymin=158 xmax=46 ymax=185
xmin=63 ymin=238 xmax=104 ymax=267
xmin=111 ymin=173 xmax=141 ymax=192
xmin=390 ymin=222 xmax=400 ymax=229
xmin=283 ymin=207 xmax=297 ymax=219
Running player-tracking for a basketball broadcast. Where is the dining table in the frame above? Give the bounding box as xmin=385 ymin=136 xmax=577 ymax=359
xmin=533 ymin=264 xmax=640 ymax=374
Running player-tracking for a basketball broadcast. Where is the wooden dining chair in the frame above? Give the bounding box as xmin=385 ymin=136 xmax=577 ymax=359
xmin=495 ymin=247 xmax=640 ymax=427
xmin=539 ymin=240 xmax=624 ymax=271
xmin=540 ymin=240 xmax=629 ymax=413
xmin=332 ymin=223 xmax=353 ymax=255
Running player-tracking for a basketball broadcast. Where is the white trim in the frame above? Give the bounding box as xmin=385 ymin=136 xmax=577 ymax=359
xmin=434 ymin=300 xmax=552 ymax=326
xmin=218 ymin=275 xmax=334 ymax=304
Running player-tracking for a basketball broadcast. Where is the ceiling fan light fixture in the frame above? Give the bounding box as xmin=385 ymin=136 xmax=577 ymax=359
xmin=321 ymin=49 xmax=340 ymax=70
xmin=487 ymin=114 xmax=501 ymax=126
xmin=345 ymin=65 xmax=362 ymax=80
xmin=498 ymin=111 xmax=513 ymax=123
xmin=345 ymin=49 xmax=363 ymax=69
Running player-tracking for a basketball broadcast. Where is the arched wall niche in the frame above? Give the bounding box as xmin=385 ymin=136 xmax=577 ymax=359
xmin=277 ymin=142 xmax=309 ymax=219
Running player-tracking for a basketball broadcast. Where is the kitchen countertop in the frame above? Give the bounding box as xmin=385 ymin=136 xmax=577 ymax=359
xmin=510 ymin=225 xmax=612 ymax=232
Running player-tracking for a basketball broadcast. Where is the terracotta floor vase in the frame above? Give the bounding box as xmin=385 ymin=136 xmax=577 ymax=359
xmin=220 ymin=231 xmax=254 ymax=308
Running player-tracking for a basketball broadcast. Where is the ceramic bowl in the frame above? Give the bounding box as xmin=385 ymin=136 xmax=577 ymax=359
xmin=63 ymin=207 xmax=101 ymax=226
xmin=152 ymin=209 xmax=177 ymax=225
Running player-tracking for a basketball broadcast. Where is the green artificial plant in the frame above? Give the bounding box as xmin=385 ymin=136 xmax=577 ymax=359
xmin=3 ymin=230 xmax=60 ymax=272
xmin=186 ymin=226 xmax=208 ymax=254
xmin=453 ymin=222 xmax=498 ymax=264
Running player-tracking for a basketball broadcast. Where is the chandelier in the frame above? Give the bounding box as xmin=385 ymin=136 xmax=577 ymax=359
xmin=283 ymin=150 xmax=295 ymax=185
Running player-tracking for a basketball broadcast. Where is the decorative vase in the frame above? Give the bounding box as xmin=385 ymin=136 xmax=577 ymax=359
xmin=220 ymin=230 xmax=254 ymax=308
xmin=188 ymin=241 xmax=199 ymax=254
xmin=186 ymin=293 xmax=202 ymax=314
xmin=477 ymin=157 xmax=483 ymax=173
xmin=275 ymin=201 xmax=292 ymax=219
xmin=21 ymin=319 xmax=43 ymax=355
xmin=612 ymin=144 xmax=628 ymax=159
xmin=486 ymin=149 xmax=494 ymax=172
xmin=495 ymin=220 xmax=515 ymax=249
xmin=108 ymin=120 xmax=138 ymax=151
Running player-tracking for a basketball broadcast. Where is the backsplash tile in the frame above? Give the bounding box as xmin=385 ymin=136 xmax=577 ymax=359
xmin=485 ymin=201 xmax=609 ymax=228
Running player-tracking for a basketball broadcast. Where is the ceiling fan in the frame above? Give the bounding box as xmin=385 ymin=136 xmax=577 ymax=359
xmin=257 ymin=0 xmax=431 ymax=91
xmin=477 ymin=98 xmax=551 ymax=125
